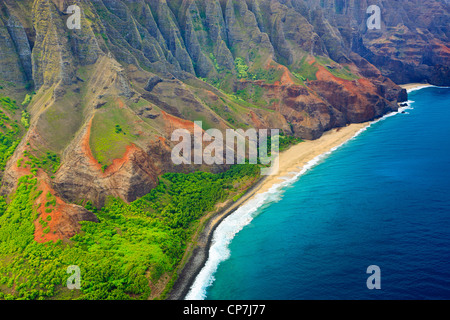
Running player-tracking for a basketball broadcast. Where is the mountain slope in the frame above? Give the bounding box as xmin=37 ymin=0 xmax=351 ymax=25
xmin=0 ymin=0 xmax=447 ymax=236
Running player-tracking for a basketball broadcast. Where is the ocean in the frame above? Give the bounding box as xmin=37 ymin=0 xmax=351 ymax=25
xmin=186 ymin=86 xmax=450 ymax=300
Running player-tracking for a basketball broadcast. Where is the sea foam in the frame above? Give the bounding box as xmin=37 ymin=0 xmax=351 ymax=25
xmin=406 ymin=85 xmax=450 ymax=93
xmin=184 ymin=98 xmax=419 ymax=300
xmin=406 ymin=85 xmax=433 ymax=93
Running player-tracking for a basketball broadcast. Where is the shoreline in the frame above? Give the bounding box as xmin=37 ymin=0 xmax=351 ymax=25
xmin=168 ymin=121 xmax=372 ymax=300
xmin=167 ymin=173 xmax=269 ymax=300
xmin=251 ymin=123 xmax=371 ymax=196
xmin=399 ymin=83 xmax=433 ymax=92
xmin=168 ymin=83 xmax=432 ymax=300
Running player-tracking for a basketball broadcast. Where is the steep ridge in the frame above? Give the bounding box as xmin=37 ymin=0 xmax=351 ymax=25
xmin=300 ymin=0 xmax=450 ymax=85
xmin=0 ymin=0 xmax=447 ymax=242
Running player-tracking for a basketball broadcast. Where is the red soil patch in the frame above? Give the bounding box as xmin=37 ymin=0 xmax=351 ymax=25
xmin=315 ymin=64 xmax=376 ymax=95
xmin=307 ymin=57 xmax=316 ymax=65
xmin=249 ymin=111 xmax=264 ymax=128
xmin=80 ymin=118 xmax=103 ymax=172
xmin=103 ymin=144 xmax=140 ymax=175
xmin=33 ymin=180 xmax=69 ymax=243
xmin=280 ymin=66 xmax=295 ymax=86
xmin=11 ymin=159 xmax=32 ymax=176
xmin=432 ymin=39 xmax=450 ymax=55
xmin=4 ymin=136 xmax=70 ymax=243
xmin=8 ymin=147 xmax=77 ymax=243
xmin=265 ymin=59 xmax=295 ymax=86
xmin=264 ymin=58 xmax=276 ymax=69
xmin=34 ymin=122 xmax=144 ymax=242
xmin=161 ymin=110 xmax=200 ymax=134
xmin=117 ymin=97 xmax=125 ymax=109
xmin=205 ymin=90 xmax=219 ymax=101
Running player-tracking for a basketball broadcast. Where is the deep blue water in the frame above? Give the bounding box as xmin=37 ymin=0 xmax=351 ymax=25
xmin=203 ymin=87 xmax=450 ymax=300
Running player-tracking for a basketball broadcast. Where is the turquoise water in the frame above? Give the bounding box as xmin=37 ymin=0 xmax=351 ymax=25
xmin=187 ymin=87 xmax=450 ymax=300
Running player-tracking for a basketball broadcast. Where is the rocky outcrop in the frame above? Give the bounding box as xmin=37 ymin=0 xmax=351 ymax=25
xmin=53 ymin=120 xmax=161 ymax=207
xmin=0 ymin=15 xmax=28 ymax=87
xmin=144 ymin=74 xmax=163 ymax=92
xmin=6 ymin=15 xmax=33 ymax=82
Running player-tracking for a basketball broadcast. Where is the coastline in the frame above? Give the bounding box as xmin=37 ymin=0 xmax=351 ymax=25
xmin=167 ymin=173 xmax=269 ymax=300
xmin=250 ymin=123 xmax=371 ymax=197
xmin=169 ymin=82 xmax=431 ymax=300
xmin=399 ymin=83 xmax=433 ymax=92
xmin=168 ymin=121 xmax=372 ymax=300
xmin=250 ymin=81 xmax=437 ymax=199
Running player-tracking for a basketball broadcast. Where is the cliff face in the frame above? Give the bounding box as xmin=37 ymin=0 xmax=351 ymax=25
xmin=300 ymin=0 xmax=450 ymax=85
xmin=0 ymin=0 xmax=447 ymax=241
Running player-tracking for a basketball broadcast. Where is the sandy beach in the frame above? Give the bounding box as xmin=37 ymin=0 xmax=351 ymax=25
xmin=253 ymin=122 xmax=371 ymax=196
xmin=400 ymin=83 xmax=433 ymax=91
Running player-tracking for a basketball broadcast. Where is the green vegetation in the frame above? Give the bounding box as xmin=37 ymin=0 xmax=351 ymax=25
xmin=250 ymin=67 xmax=284 ymax=84
xmin=326 ymin=65 xmax=359 ymax=81
xmin=233 ymin=57 xmax=284 ymax=84
xmin=0 ymin=123 xmax=21 ymax=172
xmin=114 ymin=124 xmax=124 ymax=134
xmin=279 ymin=134 xmax=303 ymax=152
xmin=292 ymin=72 xmax=307 ymax=82
xmin=232 ymin=192 xmax=245 ymax=202
xmin=210 ymin=53 xmax=222 ymax=73
xmin=291 ymin=56 xmax=359 ymax=82
xmin=21 ymin=111 xmax=30 ymax=129
xmin=0 ymin=86 xmax=305 ymax=300
xmin=0 ymin=96 xmax=18 ymax=112
xmin=90 ymin=102 xmax=138 ymax=166
xmin=315 ymin=56 xmax=359 ymax=81
xmin=234 ymin=57 xmax=249 ymax=79
xmin=39 ymin=88 xmax=85 ymax=152
xmin=21 ymin=94 xmax=33 ymax=107
xmin=0 ymin=165 xmax=260 ymax=300
xmin=293 ymin=58 xmax=319 ymax=81
xmin=0 ymin=95 xmax=26 ymax=173
xmin=22 ymin=150 xmax=60 ymax=175
xmin=263 ymin=131 xmax=304 ymax=156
